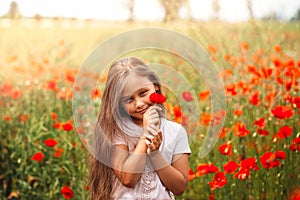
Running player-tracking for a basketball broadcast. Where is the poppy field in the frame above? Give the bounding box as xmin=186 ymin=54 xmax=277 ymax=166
xmin=0 ymin=20 xmax=300 ymax=199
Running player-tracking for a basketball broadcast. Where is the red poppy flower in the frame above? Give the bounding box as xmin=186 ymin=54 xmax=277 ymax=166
xmin=188 ymin=169 xmax=196 ymax=181
xmin=208 ymin=172 xmax=228 ymax=190
xmin=223 ymin=161 xmax=239 ymax=174
xmin=0 ymin=82 xmax=13 ymax=97
xmin=237 ymin=81 xmax=249 ymax=94
xmin=285 ymin=80 xmax=293 ymax=91
xmin=275 ymin=150 xmax=286 ymax=160
xmin=10 ymin=89 xmax=22 ymax=99
xmin=173 ymin=106 xmax=182 ymax=118
xmin=247 ymin=65 xmax=261 ymax=77
xmin=19 ymin=114 xmax=27 ymax=123
xmin=209 ymin=193 xmax=215 ymax=200
xmin=234 ymin=167 xmax=249 ymax=180
xmin=51 ymin=112 xmax=57 ymax=121
xmin=288 ymin=186 xmax=300 ymax=200
xmin=61 ymin=186 xmax=74 ymax=199
xmin=241 ymin=157 xmax=259 ymax=171
xmin=261 ymin=67 xmax=273 ymax=79
xmin=240 ymin=41 xmax=248 ymax=51
xmin=234 ymin=109 xmax=243 ymax=116
xmin=196 ymin=163 xmax=219 ymax=176
xmin=273 ymin=57 xmax=283 ymax=68
xmin=218 ymin=143 xmax=232 ymax=156
xmin=260 ymin=150 xmax=286 ymax=169
xmin=226 ymin=84 xmax=238 ymax=96
xmin=277 ymin=125 xmax=293 ymax=139
xmin=64 ymin=69 xmax=76 ymax=83
xmin=249 ymin=92 xmax=260 ymax=106
xmin=44 ymin=138 xmax=58 ymax=147
xmin=286 ymin=96 xmax=300 ymax=108
xmin=290 ymin=137 xmax=300 ymax=152
xmin=273 ymin=45 xmax=281 ymax=52
xmin=200 ymin=113 xmax=211 ymax=126
xmin=63 ymin=123 xmax=73 ymax=131
xmin=85 ymin=185 xmax=90 ymax=191
xmin=234 ymin=122 xmax=250 ymax=137
xmin=182 ymin=91 xmax=194 ymax=101
xmin=271 ymin=105 xmax=293 ymax=120
xmin=219 ymin=127 xmax=228 ymax=138
xmin=91 ymin=89 xmax=101 ymax=99
xmin=45 ymin=80 xmax=58 ymax=92
xmin=53 ymin=122 xmax=62 ymax=129
xmin=208 ymin=45 xmax=218 ymax=54
xmin=31 ymin=152 xmax=44 ymax=163
xmin=257 ymin=129 xmax=269 ymax=136
xmin=260 ymin=151 xmax=278 ymax=169
xmin=199 ymin=90 xmax=210 ymax=100
xmin=181 ymin=115 xmax=188 ymax=126
xmin=3 ymin=115 xmax=12 ymax=122
xmin=254 ymin=118 xmax=265 ymax=128
xmin=54 ymin=148 xmax=64 ymax=158
xmin=149 ymin=92 xmax=166 ymax=104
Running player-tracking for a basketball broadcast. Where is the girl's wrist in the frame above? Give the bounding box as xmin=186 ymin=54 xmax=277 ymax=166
xmin=139 ymin=133 xmax=151 ymax=153
xmin=139 ymin=135 xmax=146 ymax=141
xmin=138 ymin=135 xmax=149 ymax=147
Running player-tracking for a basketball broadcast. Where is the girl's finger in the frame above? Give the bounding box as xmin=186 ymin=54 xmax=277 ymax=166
xmin=147 ymin=107 xmax=159 ymax=115
xmin=146 ymin=125 xmax=157 ymax=136
xmin=158 ymin=131 xmax=162 ymax=140
xmin=149 ymin=143 xmax=156 ymax=151
xmin=149 ymin=119 xmax=160 ymax=126
xmin=153 ymin=135 xmax=161 ymax=145
xmin=144 ymin=138 xmax=151 ymax=145
xmin=144 ymin=133 xmax=154 ymax=140
xmin=150 ymin=124 xmax=160 ymax=132
xmin=151 ymin=105 xmax=162 ymax=112
xmin=150 ymin=114 xmax=159 ymax=121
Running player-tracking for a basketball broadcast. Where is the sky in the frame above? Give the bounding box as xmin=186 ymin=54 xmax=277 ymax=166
xmin=0 ymin=0 xmax=299 ymax=22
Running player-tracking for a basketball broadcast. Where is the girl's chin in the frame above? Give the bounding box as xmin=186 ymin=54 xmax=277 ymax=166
xmin=130 ymin=116 xmax=143 ymax=124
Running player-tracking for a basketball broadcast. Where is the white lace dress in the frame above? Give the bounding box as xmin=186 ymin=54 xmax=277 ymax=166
xmin=112 ymin=118 xmax=191 ymax=200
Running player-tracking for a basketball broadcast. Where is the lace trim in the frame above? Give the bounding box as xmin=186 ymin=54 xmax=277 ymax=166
xmin=140 ymin=156 xmax=154 ymax=200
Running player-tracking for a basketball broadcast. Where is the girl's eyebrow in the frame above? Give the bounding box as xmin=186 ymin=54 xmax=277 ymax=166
xmin=120 ymin=95 xmax=131 ymax=101
xmin=121 ymin=87 xmax=149 ymax=100
xmin=133 ymin=87 xmax=149 ymax=94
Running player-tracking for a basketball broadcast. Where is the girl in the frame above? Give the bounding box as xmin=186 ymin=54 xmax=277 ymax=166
xmin=89 ymin=57 xmax=191 ymax=200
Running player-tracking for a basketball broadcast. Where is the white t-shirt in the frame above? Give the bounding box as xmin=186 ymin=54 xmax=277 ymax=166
xmin=112 ymin=118 xmax=191 ymax=200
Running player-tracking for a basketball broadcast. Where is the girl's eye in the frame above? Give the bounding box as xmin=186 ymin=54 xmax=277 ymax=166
xmin=140 ymin=90 xmax=148 ymax=96
xmin=126 ymin=98 xmax=133 ymax=103
xmin=123 ymin=97 xmax=133 ymax=104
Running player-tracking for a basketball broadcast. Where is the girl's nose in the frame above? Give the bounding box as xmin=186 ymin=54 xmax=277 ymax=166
xmin=136 ymin=98 xmax=144 ymax=108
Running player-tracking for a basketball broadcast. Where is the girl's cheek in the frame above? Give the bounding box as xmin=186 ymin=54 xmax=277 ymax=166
xmin=146 ymin=94 xmax=153 ymax=102
xmin=122 ymin=104 xmax=130 ymax=113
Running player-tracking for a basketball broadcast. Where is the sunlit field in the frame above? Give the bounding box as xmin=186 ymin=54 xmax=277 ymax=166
xmin=0 ymin=19 xmax=300 ymax=199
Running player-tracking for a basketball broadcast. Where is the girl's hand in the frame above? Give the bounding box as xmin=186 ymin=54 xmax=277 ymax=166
xmin=143 ymin=105 xmax=161 ymax=128
xmin=143 ymin=124 xmax=162 ymax=152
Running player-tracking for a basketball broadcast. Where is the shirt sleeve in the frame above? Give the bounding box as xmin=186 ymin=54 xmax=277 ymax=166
xmin=174 ymin=125 xmax=191 ymax=155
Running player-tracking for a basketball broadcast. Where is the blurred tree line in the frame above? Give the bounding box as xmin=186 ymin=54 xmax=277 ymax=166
xmin=120 ymin=0 xmax=300 ymax=22
xmin=291 ymin=9 xmax=300 ymax=21
xmin=1 ymin=1 xmax=21 ymax=19
xmin=1 ymin=0 xmax=300 ymax=21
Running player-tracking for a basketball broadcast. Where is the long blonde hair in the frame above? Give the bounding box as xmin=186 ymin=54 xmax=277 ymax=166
xmin=88 ymin=57 xmax=165 ymax=199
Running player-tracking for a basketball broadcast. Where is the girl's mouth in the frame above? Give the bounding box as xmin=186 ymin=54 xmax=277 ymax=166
xmin=138 ymin=107 xmax=148 ymax=114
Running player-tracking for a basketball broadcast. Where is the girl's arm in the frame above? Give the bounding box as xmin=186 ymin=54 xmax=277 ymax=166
xmin=112 ymin=106 xmax=161 ymax=188
xmin=112 ymin=138 xmax=148 ymax=188
xmin=149 ymin=152 xmax=189 ymax=195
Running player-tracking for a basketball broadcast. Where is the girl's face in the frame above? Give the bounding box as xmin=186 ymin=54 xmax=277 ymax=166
xmin=120 ymin=72 xmax=159 ymax=126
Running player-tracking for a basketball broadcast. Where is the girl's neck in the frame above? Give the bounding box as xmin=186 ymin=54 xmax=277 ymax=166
xmin=131 ymin=117 xmax=143 ymax=127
